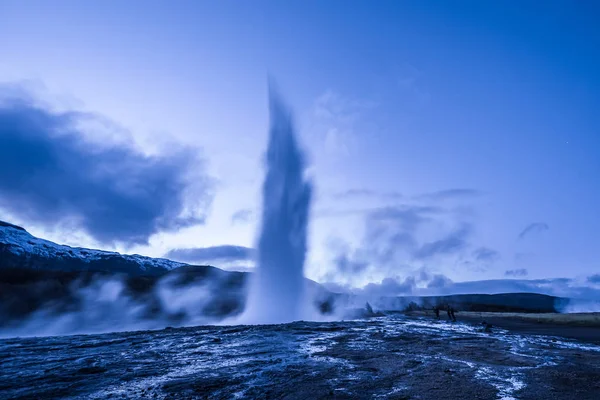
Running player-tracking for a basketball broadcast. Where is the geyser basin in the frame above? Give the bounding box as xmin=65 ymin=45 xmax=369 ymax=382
xmin=243 ymin=86 xmax=312 ymax=324
xmin=3 ymin=316 xmax=600 ymax=399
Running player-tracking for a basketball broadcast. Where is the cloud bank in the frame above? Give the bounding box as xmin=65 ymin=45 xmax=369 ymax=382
xmin=165 ymin=245 xmax=255 ymax=265
xmin=0 ymin=85 xmax=212 ymax=246
xmin=325 ymin=203 xmax=493 ymax=285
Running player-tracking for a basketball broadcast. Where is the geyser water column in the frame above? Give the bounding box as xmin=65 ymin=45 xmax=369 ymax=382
xmin=244 ymin=86 xmax=312 ymax=324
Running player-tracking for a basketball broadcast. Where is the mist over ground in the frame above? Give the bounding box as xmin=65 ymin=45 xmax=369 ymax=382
xmin=0 ymin=266 xmax=245 ymax=338
xmin=1 ymin=260 xmax=597 ymax=338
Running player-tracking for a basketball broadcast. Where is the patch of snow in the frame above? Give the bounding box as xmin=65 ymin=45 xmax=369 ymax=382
xmin=0 ymin=223 xmax=186 ymax=272
xmin=475 ymin=366 xmax=526 ymax=400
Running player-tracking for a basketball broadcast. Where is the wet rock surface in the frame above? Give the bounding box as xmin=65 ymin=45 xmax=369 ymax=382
xmin=1 ymin=315 xmax=599 ymax=399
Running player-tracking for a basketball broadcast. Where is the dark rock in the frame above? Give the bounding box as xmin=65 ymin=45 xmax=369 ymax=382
xmin=77 ymin=366 xmax=107 ymax=374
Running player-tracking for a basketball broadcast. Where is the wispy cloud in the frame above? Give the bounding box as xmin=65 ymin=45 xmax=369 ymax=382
xmin=332 ymin=189 xmax=403 ymax=201
xmin=416 ymin=188 xmax=482 ymax=202
xmin=413 ymin=225 xmax=471 ymax=260
xmin=333 ymin=253 xmax=369 ymax=274
xmin=311 ymin=90 xmax=377 ymax=156
xmin=368 ymin=205 xmax=442 ymax=231
xmin=505 ymin=268 xmax=528 ymax=277
xmin=324 ymin=203 xmax=477 ymax=285
xmin=230 ymin=209 xmax=254 ymax=225
xmin=0 ymin=84 xmax=212 ymax=246
xmin=324 ymin=205 xmax=435 ymax=282
xmin=518 ymin=222 xmax=549 ymax=240
xmin=472 ymin=247 xmax=500 ymax=263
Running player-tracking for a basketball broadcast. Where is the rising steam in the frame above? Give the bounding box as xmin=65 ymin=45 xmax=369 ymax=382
xmin=243 ymin=85 xmax=313 ymax=323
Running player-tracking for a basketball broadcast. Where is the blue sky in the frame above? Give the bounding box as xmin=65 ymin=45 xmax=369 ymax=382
xmin=1 ymin=1 xmax=599 ymax=293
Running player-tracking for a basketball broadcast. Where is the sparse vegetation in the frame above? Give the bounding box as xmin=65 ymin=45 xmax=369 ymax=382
xmin=463 ymin=311 xmax=600 ymax=327
xmin=407 ymin=310 xmax=600 ymax=327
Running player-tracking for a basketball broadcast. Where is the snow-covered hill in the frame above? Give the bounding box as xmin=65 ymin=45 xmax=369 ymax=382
xmin=0 ymin=220 xmax=186 ymax=275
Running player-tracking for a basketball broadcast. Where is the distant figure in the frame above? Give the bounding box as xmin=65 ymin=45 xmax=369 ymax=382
xmin=447 ymin=305 xmax=452 ymax=321
xmin=482 ymin=321 xmax=492 ymax=332
xmin=434 ymin=307 xmax=440 ymax=319
xmin=450 ymin=307 xmax=456 ymax=322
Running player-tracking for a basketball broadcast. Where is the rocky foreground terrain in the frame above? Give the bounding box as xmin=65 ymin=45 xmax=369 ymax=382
xmin=1 ymin=315 xmax=599 ymax=400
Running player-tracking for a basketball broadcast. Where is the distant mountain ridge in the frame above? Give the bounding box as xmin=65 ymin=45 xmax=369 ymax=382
xmin=0 ymin=220 xmax=185 ymax=275
xmin=376 ymin=293 xmax=562 ymax=314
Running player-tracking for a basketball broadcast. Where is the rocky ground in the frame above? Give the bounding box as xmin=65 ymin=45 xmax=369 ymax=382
xmin=1 ymin=315 xmax=599 ymax=400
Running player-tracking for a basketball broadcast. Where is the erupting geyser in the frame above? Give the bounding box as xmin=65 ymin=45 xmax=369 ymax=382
xmin=244 ymin=86 xmax=312 ymax=324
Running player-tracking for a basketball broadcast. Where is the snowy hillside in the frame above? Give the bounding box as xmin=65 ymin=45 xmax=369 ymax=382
xmin=0 ymin=220 xmax=186 ymax=275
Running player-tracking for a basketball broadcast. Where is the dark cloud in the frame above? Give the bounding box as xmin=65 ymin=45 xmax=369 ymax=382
xmin=472 ymin=247 xmax=500 ymax=262
xmin=361 ymin=276 xmax=416 ymax=296
xmin=587 ymin=274 xmax=600 ymax=284
xmin=413 ymin=225 xmax=471 ymax=259
xmin=427 ymin=274 xmax=453 ymax=289
xmin=340 ymin=271 xmax=454 ymax=297
xmin=164 ymin=245 xmax=254 ymax=264
xmin=325 ymin=205 xmax=476 ymax=285
xmin=325 ymin=205 xmax=438 ymax=280
xmin=505 ymin=268 xmax=529 ymax=277
xmin=361 ymin=205 xmax=442 ymax=265
xmin=416 ymin=268 xmax=431 ymax=282
xmin=0 ymin=87 xmax=212 ymax=246
xmin=518 ymin=222 xmax=549 ymax=240
xmin=333 ymin=189 xmax=403 ymax=200
xmin=416 ymin=188 xmax=481 ymax=201
xmin=231 ymin=209 xmax=253 ymax=225
xmin=334 ymin=253 xmax=369 ymax=274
